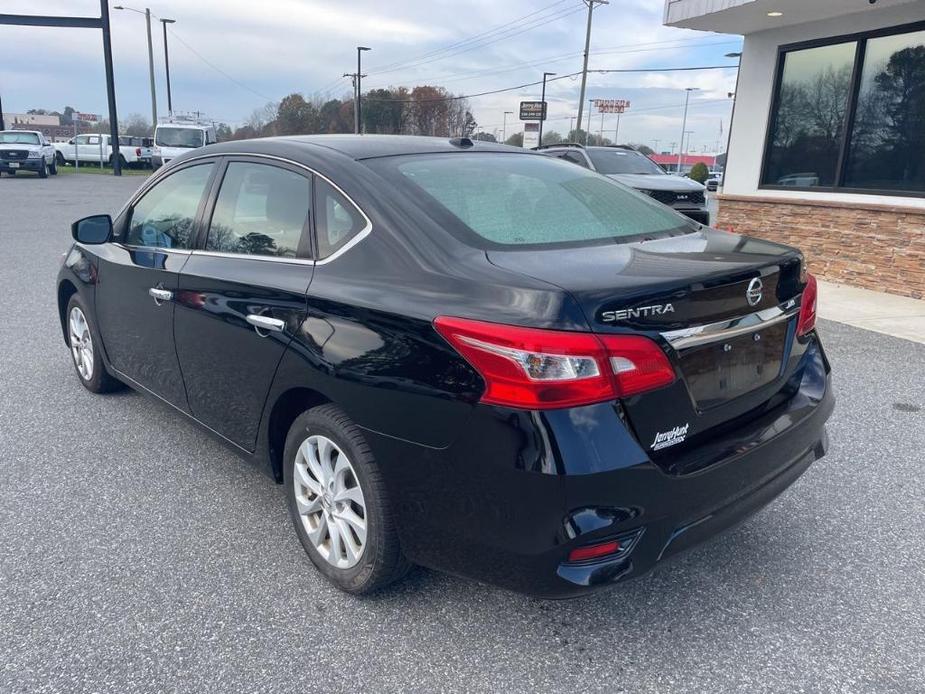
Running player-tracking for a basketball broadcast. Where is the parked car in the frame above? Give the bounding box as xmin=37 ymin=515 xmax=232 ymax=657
xmin=54 ymin=134 xmax=146 ymax=168
xmin=0 ymin=130 xmax=58 ymax=177
xmin=152 ymin=121 xmax=216 ymax=168
xmin=57 ymin=135 xmax=832 ymax=598
xmin=535 ymin=144 xmax=711 ymax=225
xmin=706 ymin=171 xmax=724 ymax=191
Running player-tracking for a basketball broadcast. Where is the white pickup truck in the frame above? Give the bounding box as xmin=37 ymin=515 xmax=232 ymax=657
xmin=53 ymin=134 xmax=150 ymax=168
xmin=0 ymin=130 xmax=58 ymax=177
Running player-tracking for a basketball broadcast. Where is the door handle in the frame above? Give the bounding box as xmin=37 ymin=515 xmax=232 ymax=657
xmin=246 ymin=314 xmax=285 ymax=335
xmin=148 ymin=287 xmax=174 ymax=305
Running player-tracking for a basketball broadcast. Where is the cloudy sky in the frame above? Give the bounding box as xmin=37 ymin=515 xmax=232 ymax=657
xmin=1 ymin=0 xmax=742 ymax=153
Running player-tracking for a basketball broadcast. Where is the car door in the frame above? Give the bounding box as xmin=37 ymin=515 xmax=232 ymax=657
xmin=173 ymin=157 xmax=314 ymax=450
xmin=95 ymin=160 xmax=218 ymax=409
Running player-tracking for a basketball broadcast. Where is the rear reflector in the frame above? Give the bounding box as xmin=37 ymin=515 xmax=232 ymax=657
xmin=568 ymin=540 xmax=621 ymax=563
xmin=434 ymin=316 xmax=675 ymax=409
xmin=797 ymin=273 xmax=818 ymax=336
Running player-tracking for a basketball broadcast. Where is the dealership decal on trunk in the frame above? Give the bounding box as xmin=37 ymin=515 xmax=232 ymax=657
xmin=651 ymin=423 xmax=690 ymax=451
xmin=601 ymin=303 xmax=674 ymax=323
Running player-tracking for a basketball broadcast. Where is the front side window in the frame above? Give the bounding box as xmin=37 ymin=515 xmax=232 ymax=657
xmin=587 ymin=149 xmax=666 ymax=175
xmin=845 ymin=29 xmax=925 ymax=192
xmin=371 ymin=153 xmax=692 ymax=249
xmin=763 ymin=42 xmax=857 ymax=188
xmin=315 ymin=179 xmax=367 ymax=259
xmin=206 ymin=162 xmax=311 ymax=258
xmin=126 ymin=164 xmax=213 ymax=249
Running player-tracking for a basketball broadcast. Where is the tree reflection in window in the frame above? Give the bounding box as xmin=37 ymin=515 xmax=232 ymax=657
xmin=763 ymin=43 xmax=857 ymax=188
xmin=846 ymin=30 xmax=925 ymax=192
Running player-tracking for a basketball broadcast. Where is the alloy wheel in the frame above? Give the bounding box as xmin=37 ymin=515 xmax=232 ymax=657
xmin=293 ymin=434 xmax=368 ymax=569
xmin=69 ymin=306 xmax=94 ymax=381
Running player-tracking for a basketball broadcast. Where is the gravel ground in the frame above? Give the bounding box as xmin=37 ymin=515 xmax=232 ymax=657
xmin=1 ymin=173 xmax=923 ymax=693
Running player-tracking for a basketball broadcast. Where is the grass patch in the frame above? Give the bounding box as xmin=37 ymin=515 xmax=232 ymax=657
xmin=56 ymin=165 xmax=151 ymax=177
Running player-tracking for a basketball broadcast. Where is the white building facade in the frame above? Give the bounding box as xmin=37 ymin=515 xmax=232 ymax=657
xmin=665 ymin=0 xmax=925 ymax=299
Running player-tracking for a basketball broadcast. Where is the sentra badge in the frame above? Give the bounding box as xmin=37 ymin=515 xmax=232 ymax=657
xmin=601 ymin=303 xmax=674 ymax=323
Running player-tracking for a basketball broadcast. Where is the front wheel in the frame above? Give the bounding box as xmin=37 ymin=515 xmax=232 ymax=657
xmin=38 ymin=161 xmax=48 ymax=178
xmin=49 ymin=158 xmax=58 ymax=175
xmin=284 ymin=404 xmax=410 ymax=594
xmin=66 ymin=295 xmax=123 ymax=393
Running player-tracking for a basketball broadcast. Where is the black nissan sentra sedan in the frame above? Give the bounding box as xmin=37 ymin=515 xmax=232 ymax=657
xmin=57 ymin=135 xmax=832 ymax=597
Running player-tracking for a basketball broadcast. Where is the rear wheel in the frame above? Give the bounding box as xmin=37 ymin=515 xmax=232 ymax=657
xmin=66 ymin=294 xmax=123 ymax=394
xmin=284 ymin=404 xmax=410 ymax=594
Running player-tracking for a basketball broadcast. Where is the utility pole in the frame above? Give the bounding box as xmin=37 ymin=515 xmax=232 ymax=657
xmin=160 ymin=17 xmax=176 ymax=117
xmin=569 ymin=116 xmax=575 ymax=136
xmin=599 ymin=110 xmax=605 ymax=143
xmin=575 ymin=0 xmax=608 ymax=148
xmin=356 ymin=46 xmax=370 ymax=134
xmin=538 ymin=71 xmax=555 ymax=147
xmin=114 ymin=6 xmax=159 ymax=129
xmin=652 ymin=139 xmax=660 ymax=153
xmin=502 ymin=110 xmax=513 ymax=143
xmin=677 ymin=87 xmax=698 ymax=174
xmin=613 ymin=112 xmax=621 ymax=145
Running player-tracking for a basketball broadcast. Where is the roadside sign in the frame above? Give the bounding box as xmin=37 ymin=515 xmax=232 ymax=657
xmin=592 ymin=99 xmax=631 ymax=114
xmin=75 ymin=113 xmax=101 ymax=122
xmin=519 ymin=101 xmax=547 ymax=121
xmin=522 ymin=122 xmax=540 ymax=149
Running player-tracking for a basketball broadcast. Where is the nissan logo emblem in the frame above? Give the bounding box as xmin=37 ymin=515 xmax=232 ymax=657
xmin=746 ymin=277 xmax=763 ymax=307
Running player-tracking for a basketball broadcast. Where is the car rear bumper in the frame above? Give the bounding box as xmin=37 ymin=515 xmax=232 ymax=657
xmin=363 ymin=338 xmax=833 ymax=597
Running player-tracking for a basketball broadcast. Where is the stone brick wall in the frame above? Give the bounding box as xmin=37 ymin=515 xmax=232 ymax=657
xmin=717 ymin=194 xmax=925 ymax=300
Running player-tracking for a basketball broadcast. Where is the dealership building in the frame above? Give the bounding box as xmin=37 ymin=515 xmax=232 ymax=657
xmin=665 ymin=0 xmax=925 ymax=299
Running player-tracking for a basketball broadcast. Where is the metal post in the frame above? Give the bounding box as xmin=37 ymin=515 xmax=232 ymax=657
xmin=74 ymin=121 xmax=79 ymax=172
xmin=677 ymin=87 xmax=697 ymax=175
xmin=161 ymin=18 xmax=175 ymax=117
xmin=600 ymin=111 xmax=604 ymax=142
xmin=586 ymin=99 xmax=593 ymax=144
xmin=614 ymin=112 xmax=621 ymax=144
xmin=575 ymin=0 xmax=607 ymax=148
xmin=145 ymin=9 xmax=158 ymax=128
xmin=0 ymin=91 xmax=4 ymax=130
xmin=100 ymin=0 xmax=121 ymax=175
xmin=721 ymin=52 xmax=743 ymax=186
xmin=355 ymin=47 xmax=370 ymax=135
xmin=538 ymin=72 xmax=555 ymax=147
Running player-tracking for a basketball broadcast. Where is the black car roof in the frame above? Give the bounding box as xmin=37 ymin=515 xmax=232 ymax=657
xmin=201 ymin=134 xmax=518 ymax=161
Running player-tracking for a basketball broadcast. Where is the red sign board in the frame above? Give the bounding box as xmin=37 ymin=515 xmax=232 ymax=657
xmin=75 ymin=113 xmax=101 ymax=123
xmin=592 ymin=99 xmax=630 ymax=114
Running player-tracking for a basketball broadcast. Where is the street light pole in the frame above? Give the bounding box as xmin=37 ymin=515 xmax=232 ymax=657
xmin=114 ymin=6 xmax=158 ymax=129
xmin=160 ymin=18 xmax=176 ymax=117
xmin=538 ymin=71 xmax=555 ymax=147
xmin=721 ymin=51 xmax=743 ymax=184
xmin=502 ymin=110 xmax=513 ymax=143
xmin=677 ymin=87 xmax=698 ymax=174
xmin=355 ymin=46 xmax=371 ymax=135
xmin=575 ymin=0 xmax=608 ymax=149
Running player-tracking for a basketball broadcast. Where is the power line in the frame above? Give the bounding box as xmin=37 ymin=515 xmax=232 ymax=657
xmin=363 ymin=65 xmax=738 ymax=104
xmin=368 ymin=0 xmax=577 ymax=74
xmin=367 ymin=4 xmax=586 ymax=77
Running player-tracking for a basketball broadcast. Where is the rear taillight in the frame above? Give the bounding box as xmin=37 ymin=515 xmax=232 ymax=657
xmin=797 ymin=273 xmax=817 ymax=336
xmin=434 ymin=316 xmax=675 ymax=410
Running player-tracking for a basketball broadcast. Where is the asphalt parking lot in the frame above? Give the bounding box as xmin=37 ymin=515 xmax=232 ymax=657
xmin=1 ymin=173 xmax=923 ymax=693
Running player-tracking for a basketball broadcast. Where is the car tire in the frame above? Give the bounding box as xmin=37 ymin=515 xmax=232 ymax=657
xmin=49 ymin=159 xmax=58 ymax=176
xmin=7 ymin=169 xmax=15 ymax=176
xmin=38 ymin=161 xmax=48 ymax=178
xmin=65 ymin=294 xmax=123 ymax=394
xmin=283 ymin=404 xmax=411 ymax=594
xmin=55 ymin=151 xmax=66 ymax=166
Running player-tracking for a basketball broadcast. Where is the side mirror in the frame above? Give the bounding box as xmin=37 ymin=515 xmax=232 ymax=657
xmin=72 ymin=215 xmax=112 ymax=244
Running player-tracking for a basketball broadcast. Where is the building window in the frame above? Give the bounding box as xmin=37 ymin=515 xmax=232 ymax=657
xmin=762 ymin=23 xmax=925 ymax=196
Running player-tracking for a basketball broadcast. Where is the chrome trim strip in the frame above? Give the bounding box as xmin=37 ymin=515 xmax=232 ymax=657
xmin=116 ymin=151 xmax=373 ymax=266
xmin=661 ymin=299 xmax=800 ymax=350
xmin=114 ymin=242 xmax=191 ymax=256
xmin=189 ymin=249 xmax=315 ymax=266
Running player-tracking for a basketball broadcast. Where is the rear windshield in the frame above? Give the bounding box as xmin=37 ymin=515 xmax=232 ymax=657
xmin=0 ymin=132 xmax=40 ymax=145
xmin=155 ymin=127 xmax=204 ymax=148
xmin=367 ymin=152 xmax=693 ymax=248
xmin=587 ymin=149 xmax=665 ymax=175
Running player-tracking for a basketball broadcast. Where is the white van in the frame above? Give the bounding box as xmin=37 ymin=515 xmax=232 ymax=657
xmin=153 ymin=121 xmax=216 ymax=168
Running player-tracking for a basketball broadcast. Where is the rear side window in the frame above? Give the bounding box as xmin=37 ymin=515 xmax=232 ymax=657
xmin=314 ymin=178 xmax=368 ymax=259
xmin=126 ymin=164 xmax=213 ymax=249
xmin=206 ymin=162 xmax=311 ymax=258
xmin=372 ymin=153 xmax=692 ymax=248
xmin=562 ymin=151 xmax=589 ymax=168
